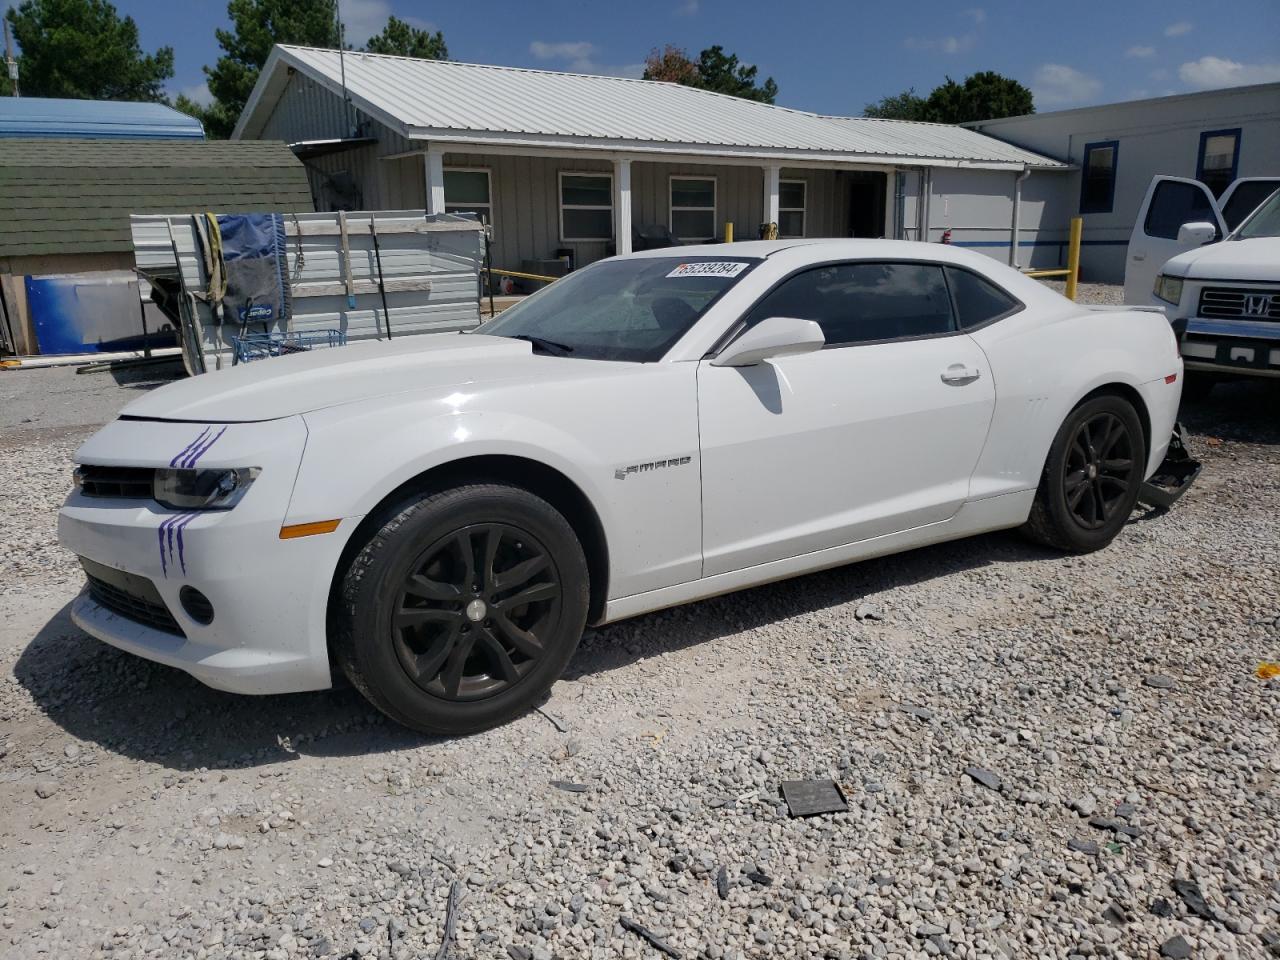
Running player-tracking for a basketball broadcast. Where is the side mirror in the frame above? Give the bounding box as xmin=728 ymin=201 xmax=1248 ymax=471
xmin=1177 ymin=221 xmax=1218 ymax=245
xmin=711 ymin=316 xmax=825 ymax=367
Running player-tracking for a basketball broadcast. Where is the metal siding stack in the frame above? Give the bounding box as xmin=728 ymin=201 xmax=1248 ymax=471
xmin=131 ymin=211 xmax=483 ymax=373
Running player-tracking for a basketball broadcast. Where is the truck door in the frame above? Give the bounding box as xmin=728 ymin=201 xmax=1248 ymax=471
xmin=1218 ymin=178 xmax=1280 ymax=231
xmin=1124 ymin=177 xmax=1225 ymax=304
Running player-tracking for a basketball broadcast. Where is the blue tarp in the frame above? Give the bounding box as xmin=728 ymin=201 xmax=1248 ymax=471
xmin=0 ymin=97 xmax=205 ymax=140
xmin=217 ymin=213 xmax=290 ymax=328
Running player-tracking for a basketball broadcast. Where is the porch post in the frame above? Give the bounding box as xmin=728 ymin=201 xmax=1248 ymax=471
xmin=613 ymin=158 xmax=633 ymax=255
xmin=762 ymin=164 xmax=781 ymax=236
xmin=424 ymin=147 xmax=446 ymax=214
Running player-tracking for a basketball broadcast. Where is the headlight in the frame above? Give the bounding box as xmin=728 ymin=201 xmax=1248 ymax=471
xmin=153 ymin=467 xmax=260 ymax=510
xmin=1153 ymin=274 xmax=1184 ymax=306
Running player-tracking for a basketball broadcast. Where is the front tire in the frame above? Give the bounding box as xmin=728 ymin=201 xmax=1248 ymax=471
xmin=1022 ymin=394 xmax=1146 ymax=553
xmin=332 ymin=483 xmax=589 ymax=736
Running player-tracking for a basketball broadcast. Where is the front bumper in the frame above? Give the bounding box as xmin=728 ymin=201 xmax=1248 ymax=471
xmin=57 ymin=416 xmax=354 ymax=695
xmin=1178 ymin=317 xmax=1280 ymax=379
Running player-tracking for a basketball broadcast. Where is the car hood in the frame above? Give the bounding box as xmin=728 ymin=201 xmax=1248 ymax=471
xmin=1163 ymin=237 xmax=1280 ymax=282
xmin=122 ymin=334 xmax=575 ymax=423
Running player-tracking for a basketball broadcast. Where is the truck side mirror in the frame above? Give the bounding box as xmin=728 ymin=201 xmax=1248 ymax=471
xmin=1177 ymin=221 xmax=1217 ymax=245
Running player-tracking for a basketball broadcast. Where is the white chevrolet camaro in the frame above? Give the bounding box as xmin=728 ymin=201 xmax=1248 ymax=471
xmin=60 ymin=240 xmax=1192 ymax=734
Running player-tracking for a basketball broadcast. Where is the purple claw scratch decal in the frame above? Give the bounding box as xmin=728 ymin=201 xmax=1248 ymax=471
xmin=158 ymin=425 xmax=229 ymax=577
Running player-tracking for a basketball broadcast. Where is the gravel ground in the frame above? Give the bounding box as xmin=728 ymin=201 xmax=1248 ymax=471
xmin=2 ymin=301 xmax=1279 ymax=960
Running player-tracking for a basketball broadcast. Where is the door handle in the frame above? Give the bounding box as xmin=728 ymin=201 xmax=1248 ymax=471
xmin=941 ymin=364 xmax=981 ymax=385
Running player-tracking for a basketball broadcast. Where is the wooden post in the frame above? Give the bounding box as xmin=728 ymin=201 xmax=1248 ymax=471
xmin=1065 ymin=216 xmax=1082 ymax=301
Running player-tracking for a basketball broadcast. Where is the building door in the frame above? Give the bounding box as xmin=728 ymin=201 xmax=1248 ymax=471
xmin=847 ymin=171 xmax=888 ymax=238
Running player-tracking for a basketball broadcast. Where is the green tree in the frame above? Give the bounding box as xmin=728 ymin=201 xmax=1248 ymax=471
xmin=1 ymin=0 xmax=173 ymax=100
xmin=642 ymin=43 xmax=777 ymax=104
xmin=365 ymin=15 xmax=447 ymax=59
xmin=923 ymin=71 xmax=1033 ymax=123
xmin=200 ymin=0 xmax=339 ymax=139
xmin=862 ymin=87 xmax=929 ymax=121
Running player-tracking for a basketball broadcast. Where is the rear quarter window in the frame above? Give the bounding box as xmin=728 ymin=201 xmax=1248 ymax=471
xmin=945 ymin=267 xmax=1022 ymax=329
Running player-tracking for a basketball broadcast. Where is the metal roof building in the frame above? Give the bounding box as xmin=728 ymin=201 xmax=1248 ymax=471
xmin=0 ymin=97 xmax=205 ymax=140
xmin=235 ymin=45 xmax=1071 ymax=273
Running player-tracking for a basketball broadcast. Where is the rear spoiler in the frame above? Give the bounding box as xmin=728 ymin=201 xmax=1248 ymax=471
xmin=1083 ymin=305 xmax=1167 ymax=314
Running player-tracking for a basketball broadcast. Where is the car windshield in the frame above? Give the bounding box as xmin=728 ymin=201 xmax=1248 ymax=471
xmin=475 ymin=256 xmax=759 ymax=362
xmin=1232 ymin=188 xmax=1280 ymax=240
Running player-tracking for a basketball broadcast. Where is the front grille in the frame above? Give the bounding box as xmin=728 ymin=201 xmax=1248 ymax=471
xmin=80 ymin=557 xmax=184 ymax=637
xmin=1198 ymin=287 xmax=1280 ymax=321
xmin=75 ymin=465 xmax=154 ymax=499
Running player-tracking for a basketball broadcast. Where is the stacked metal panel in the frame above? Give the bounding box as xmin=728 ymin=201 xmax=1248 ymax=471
xmin=130 ymin=210 xmax=483 ymax=374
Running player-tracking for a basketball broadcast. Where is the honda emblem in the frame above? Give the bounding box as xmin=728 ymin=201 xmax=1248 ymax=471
xmin=1244 ymin=294 xmax=1271 ymax=316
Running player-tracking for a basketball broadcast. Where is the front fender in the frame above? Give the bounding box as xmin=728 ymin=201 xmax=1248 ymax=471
xmin=288 ymin=367 xmax=703 ymax=601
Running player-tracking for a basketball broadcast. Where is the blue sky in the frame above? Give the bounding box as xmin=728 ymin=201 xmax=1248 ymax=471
xmin=9 ymin=0 xmax=1280 ymax=114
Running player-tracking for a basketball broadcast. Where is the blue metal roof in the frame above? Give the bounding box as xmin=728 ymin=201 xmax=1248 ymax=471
xmin=0 ymin=97 xmax=205 ymax=139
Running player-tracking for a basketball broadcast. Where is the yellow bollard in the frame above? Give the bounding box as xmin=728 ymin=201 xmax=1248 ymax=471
xmin=1065 ymin=216 xmax=1082 ymax=301
xmin=724 ymin=221 xmax=733 ymax=244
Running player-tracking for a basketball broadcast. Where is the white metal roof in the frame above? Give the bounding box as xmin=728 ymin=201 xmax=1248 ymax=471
xmin=236 ymin=45 xmax=1066 ymax=170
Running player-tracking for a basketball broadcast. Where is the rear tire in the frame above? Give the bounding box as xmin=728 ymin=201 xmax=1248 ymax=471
xmin=332 ymin=483 xmax=589 ymax=736
xmin=1022 ymin=394 xmax=1146 ymax=553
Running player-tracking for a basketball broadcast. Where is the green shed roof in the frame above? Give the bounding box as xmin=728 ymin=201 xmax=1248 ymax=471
xmin=0 ymin=138 xmax=314 ymax=259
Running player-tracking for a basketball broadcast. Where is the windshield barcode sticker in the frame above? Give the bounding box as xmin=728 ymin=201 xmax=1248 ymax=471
xmin=666 ymin=261 xmax=749 ymax=278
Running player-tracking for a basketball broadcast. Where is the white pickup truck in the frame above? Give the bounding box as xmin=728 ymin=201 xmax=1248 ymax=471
xmin=1125 ymin=175 xmax=1280 ymax=395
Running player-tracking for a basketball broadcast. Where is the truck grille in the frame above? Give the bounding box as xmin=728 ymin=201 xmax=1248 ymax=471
xmin=1198 ymin=287 xmax=1280 ymax=321
xmin=80 ymin=557 xmax=184 ymax=637
xmin=74 ymin=465 xmax=154 ymax=499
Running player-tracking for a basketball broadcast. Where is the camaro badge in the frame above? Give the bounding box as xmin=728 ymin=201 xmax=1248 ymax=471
xmin=614 ymin=456 xmax=692 ymax=480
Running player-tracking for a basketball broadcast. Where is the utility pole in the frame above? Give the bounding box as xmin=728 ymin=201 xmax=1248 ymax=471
xmin=3 ymin=19 xmax=18 ymax=97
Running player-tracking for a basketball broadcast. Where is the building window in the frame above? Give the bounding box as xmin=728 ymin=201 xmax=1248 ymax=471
xmin=670 ymin=176 xmax=716 ymax=241
xmin=1079 ymin=140 xmax=1118 ymax=214
xmin=443 ymin=168 xmax=492 ymax=224
xmin=779 ymin=179 xmax=806 ymax=237
xmin=1197 ymin=128 xmax=1241 ymax=198
xmin=559 ymin=172 xmax=613 ymax=241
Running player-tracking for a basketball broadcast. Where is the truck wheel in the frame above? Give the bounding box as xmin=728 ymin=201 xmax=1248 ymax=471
xmin=1022 ymin=394 xmax=1146 ymax=553
xmin=332 ymin=483 xmax=589 ymax=736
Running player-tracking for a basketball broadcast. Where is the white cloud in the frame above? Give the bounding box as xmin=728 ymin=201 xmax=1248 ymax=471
xmin=1125 ymin=45 xmax=1155 ymax=58
xmin=529 ymin=40 xmax=596 ymax=61
xmin=964 ymin=7 xmax=986 ymax=24
xmin=339 ymin=0 xmax=391 ymax=45
xmin=904 ymin=34 xmax=974 ymax=54
xmin=675 ymin=0 xmax=699 ymax=15
xmin=1032 ymin=63 xmax=1102 ymax=106
xmin=528 ymin=40 xmax=644 ymax=79
xmin=177 ymin=81 xmax=212 ymax=106
xmin=1179 ymin=55 xmax=1280 ymax=89
xmin=1164 ymin=21 xmax=1193 ymax=37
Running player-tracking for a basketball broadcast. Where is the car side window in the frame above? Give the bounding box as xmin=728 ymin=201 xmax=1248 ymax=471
xmin=1144 ymin=181 xmax=1219 ymax=241
xmin=945 ymin=267 xmax=1021 ymax=329
xmin=743 ymin=261 xmax=955 ymax=347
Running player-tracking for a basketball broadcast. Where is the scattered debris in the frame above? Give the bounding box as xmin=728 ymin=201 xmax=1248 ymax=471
xmin=900 ymin=704 xmax=934 ymax=721
xmin=745 ymin=870 xmax=772 ymax=887
xmin=506 ymin=947 xmax=532 ymax=960
xmin=963 ymin=766 xmax=1002 ymax=791
xmin=549 ymin=780 xmax=589 ymax=793
xmin=1160 ymin=934 xmax=1192 ymax=959
xmin=854 ymin=602 xmax=884 ymax=621
xmin=534 ymin=707 xmax=567 ymax=733
xmin=1257 ymin=662 xmax=1280 ymax=680
xmin=1144 ymin=675 xmax=1176 ymax=690
xmin=1067 ymin=838 xmax=1099 ymax=855
xmin=715 ymin=866 xmax=729 ymax=901
xmin=1150 ymin=897 xmax=1174 ymax=917
xmin=433 ymin=879 xmax=463 ymax=960
xmin=1069 ymin=795 xmax=1098 ymax=817
xmin=780 ymin=780 xmax=848 ymax=817
xmin=1171 ymin=878 xmax=1214 ymax=921
xmin=619 ymin=917 xmax=681 ymax=959
xmin=1089 ymin=817 xmax=1143 ymax=838
xmin=1102 ymin=903 xmax=1128 ymax=924
xmin=34 ymin=780 xmax=59 ymax=799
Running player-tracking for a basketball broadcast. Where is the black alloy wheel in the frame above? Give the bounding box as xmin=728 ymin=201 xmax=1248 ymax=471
xmin=1061 ymin=412 xmax=1135 ymax=531
xmin=333 ymin=483 xmax=590 ymax=736
xmin=392 ymin=523 xmax=561 ymax=701
xmin=1023 ymin=393 xmax=1146 ymax=553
